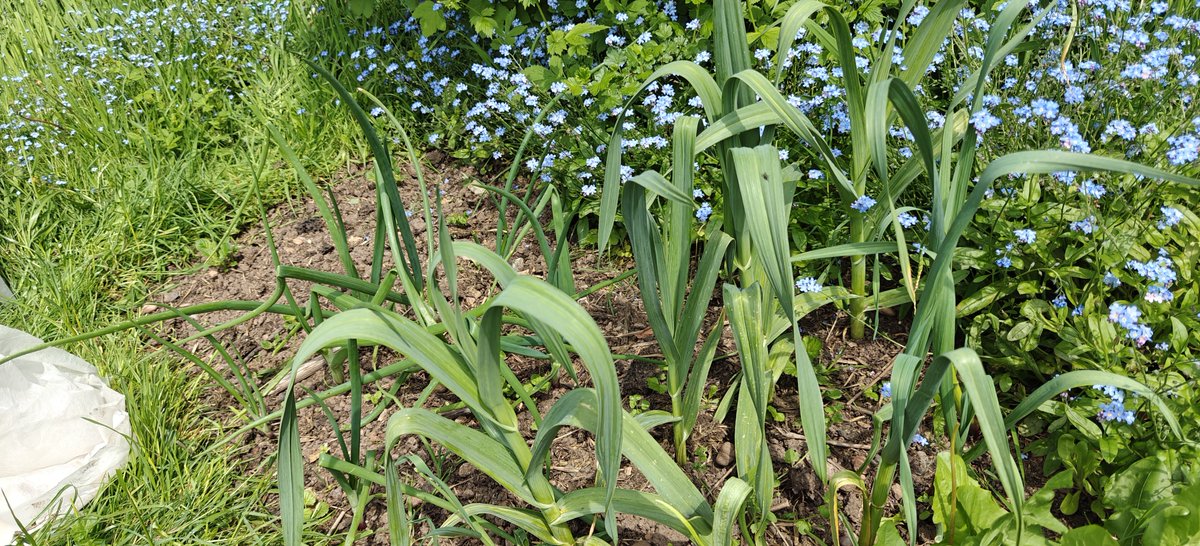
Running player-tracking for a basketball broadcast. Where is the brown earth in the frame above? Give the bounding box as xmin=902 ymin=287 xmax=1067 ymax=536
xmin=145 ymin=153 xmax=935 ymax=545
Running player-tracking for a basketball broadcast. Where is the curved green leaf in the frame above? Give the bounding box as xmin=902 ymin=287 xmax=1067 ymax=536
xmin=708 ymin=478 xmax=752 ymax=546
xmin=385 ymin=408 xmax=534 ymax=505
xmin=553 ymin=488 xmax=705 ymax=541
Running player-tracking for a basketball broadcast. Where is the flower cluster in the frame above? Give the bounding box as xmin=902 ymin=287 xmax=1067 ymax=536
xmin=794 ymin=277 xmax=822 ymax=293
xmin=1108 ymin=302 xmax=1153 ymax=346
xmin=1093 ymin=385 xmax=1136 ymax=425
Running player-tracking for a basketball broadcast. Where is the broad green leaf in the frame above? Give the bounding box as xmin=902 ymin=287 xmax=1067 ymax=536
xmin=1060 ymin=525 xmax=1120 ymax=546
xmin=386 ymin=408 xmax=534 ymax=505
xmin=553 ymin=489 xmax=704 ymax=541
xmin=932 ymin=451 xmax=1006 ymax=537
xmin=708 ymin=478 xmax=752 ymax=546
xmin=1141 ymin=482 xmax=1200 ymax=546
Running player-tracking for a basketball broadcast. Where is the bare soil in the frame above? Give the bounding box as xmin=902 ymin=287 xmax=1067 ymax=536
xmin=147 ymin=153 xmax=935 ymax=545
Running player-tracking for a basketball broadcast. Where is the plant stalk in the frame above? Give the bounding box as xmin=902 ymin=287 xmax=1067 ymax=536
xmin=849 ymin=213 xmax=867 ymax=339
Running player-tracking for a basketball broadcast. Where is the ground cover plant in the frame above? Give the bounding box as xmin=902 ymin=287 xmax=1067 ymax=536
xmin=3 ymin=0 xmax=1200 ymax=545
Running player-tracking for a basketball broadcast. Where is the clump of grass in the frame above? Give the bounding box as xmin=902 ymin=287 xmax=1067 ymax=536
xmin=0 ymin=0 xmax=375 ymax=542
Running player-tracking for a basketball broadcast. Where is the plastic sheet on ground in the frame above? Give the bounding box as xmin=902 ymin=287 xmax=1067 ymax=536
xmin=0 ymin=325 xmax=131 ymax=544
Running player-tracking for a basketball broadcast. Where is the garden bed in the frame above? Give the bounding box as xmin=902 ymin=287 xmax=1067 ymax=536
xmin=148 ymin=156 xmax=934 ymax=544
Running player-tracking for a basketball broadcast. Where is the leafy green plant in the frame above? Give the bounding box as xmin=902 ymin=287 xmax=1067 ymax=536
xmin=620 ymin=115 xmax=730 ymax=464
xmin=605 ymin=0 xmax=836 ymax=501
xmin=596 ymin=1 xmax=1198 ymax=543
xmin=854 ymin=0 xmax=1200 ymax=539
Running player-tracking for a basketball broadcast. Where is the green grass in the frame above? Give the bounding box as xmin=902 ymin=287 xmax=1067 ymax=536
xmin=0 ymin=0 xmax=365 ymax=542
xmin=12 ymin=334 xmax=282 ymax=546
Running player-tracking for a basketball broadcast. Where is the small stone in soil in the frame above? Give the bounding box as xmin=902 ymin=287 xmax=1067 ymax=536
xmin=716 ymin=441 xmax=734 ymax=467
xmin=207 ymin=268 xmax=219 ymax=278
xmin=140 ymin=304 xmax=159 ymax=314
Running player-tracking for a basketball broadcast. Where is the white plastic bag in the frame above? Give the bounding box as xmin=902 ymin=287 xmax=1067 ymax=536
xmin=0 ymin=325 xmax=131 ymax=544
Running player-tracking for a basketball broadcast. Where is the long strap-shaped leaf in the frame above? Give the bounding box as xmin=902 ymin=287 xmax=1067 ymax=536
xmin=300 ymin=58 xmax=422 ymax=290
xmin=729 ymin=145 xmax=829 ymax=482
xmin=450 ymin=248 xmax=624 ymax=540
xmin=598 ymin=60 xmax=722 ymax=254
xmin=725 ymin=283 xmax=774 ymax=528
xmin=386 ymin=409 xmax=534 ymax=505
xmin=266 ymin=125 xmax=359 ymax=280
xmin=720 ymin=71 xmax=856 ymax=200
xmin=772 ymin=0 xmax=827 ymax=85
xmin=528 ymin=389 xmax=715 ymax=530
xmin=867 ymin=153 xmax=1200 ymax=545
xmin=714 ymin=0 xmax=754 ymax=149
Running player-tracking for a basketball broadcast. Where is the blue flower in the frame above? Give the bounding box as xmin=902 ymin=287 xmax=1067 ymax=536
xmin=1104 ymin=119 xmax=1137 ymax=141
xmin=1063 ymin=85 xmax=1085 ymax=104
xmin=1097 ymin=400 xmax=1136 ymax=425
xmin=1052 ymin=294 xmax=1068 ymax=308
xmin=1108 ymin=302 xmax=1143 ymax=330
xmin=1145 ymin=284 xmax=1174 ymax=303
xmin=1103 ymin=272 xmax=1121 ymax=287
xmin=1013 ymin=228 xmax=1036 ymax=244
xmin=1108 ymin=302 xmax=1153 ymax=346
xmin=910 ymin=433 xmax=929 ymax=447
xmin=581 ymin=184 xmax=597 ymax=197
xmin=851 ymin=195 xmax=876 ymax=213
xmin=970 ymin=109 xmax=1002 ymax=134
xmin=795 ymin=277 xmax=822 ymax=293
xmin=1079 ymin=179 xmax=1107 ymax=199
xmin=907 ymin=5 xmax=930 ymax=25
xmin=1158 ymin=206 xmax=1184 ymax=229
xmin=880 ymin=381 xmax=892 ymax=398
xmin=1069 ymin=216 xmax=1096 ymax=234
xmin=897 ymin=212 xmax=919 ymax=228
xmin=1167 ymin=134 xmax=1199 ymax=165
xmin=1126 ymin=249 xmax=1176 ymax=285
xmin=1030 ymin=98 xmax=1060 ymax=119
xmin=696 ymin=201 xmax=713 ymax=222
